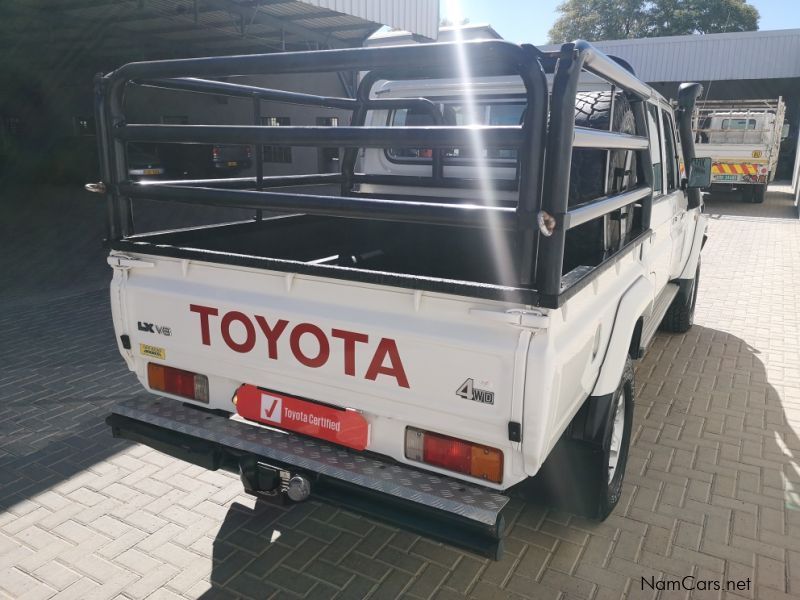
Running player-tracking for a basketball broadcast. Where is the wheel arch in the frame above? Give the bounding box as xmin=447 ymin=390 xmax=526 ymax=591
xmin=678 ymin=212 xmax=708 ymax=280
xmin=590 ymin=276 xmax=653 ymax=397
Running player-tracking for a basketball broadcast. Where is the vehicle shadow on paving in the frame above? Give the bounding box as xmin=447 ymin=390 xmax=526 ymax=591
xmin=0 ymin=184 xmax=255 ymax=305
xmin=0 ymin=289 xmax=144 ymax=512
xmin=198 ymin=325 xmax=800 ymax=599
xmin=702 ymin=184 xmax=798 ymax=220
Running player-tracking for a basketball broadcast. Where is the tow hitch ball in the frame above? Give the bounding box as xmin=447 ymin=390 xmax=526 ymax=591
xmin=239 ymin=458 xmax=311 ymax=504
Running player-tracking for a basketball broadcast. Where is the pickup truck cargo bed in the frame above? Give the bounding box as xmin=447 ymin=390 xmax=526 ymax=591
xmin=114 ymin=214 xmax=541 ymax=303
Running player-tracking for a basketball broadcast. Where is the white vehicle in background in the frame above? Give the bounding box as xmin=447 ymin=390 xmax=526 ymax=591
xmin=91 ymin=39 xmax=711 ymax=558
xmin=693 ymin=98 xmax=786 ymax=203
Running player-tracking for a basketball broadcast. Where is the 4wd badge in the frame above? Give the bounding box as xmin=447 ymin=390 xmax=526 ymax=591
xmin=456 ymin=378 xmax=495 ymax=405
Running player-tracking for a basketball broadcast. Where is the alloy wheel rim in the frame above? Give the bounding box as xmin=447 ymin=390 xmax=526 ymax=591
xmin=608 ymin=393 xmax=625 ymax=483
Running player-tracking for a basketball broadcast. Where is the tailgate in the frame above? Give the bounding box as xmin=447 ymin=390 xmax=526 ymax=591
xmin=693 ymin=143 xmax=768 ymax=161
xmin=694 ymin=144 xmax=770 ymax=183
xmin=110 ymin=252 xmax=529 ymax=487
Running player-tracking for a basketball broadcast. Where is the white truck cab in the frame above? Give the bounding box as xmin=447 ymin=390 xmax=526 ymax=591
xmin=91 ymin=39 xmax=710 ymax=558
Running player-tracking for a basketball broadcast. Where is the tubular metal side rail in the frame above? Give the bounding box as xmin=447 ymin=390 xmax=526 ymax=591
xmin=534 ymin=40 xmax=653 ymax=296
xmin=94 ymin=38 xmax=661 ymax=306
xmin=107 ymin=397 xmax=510 ymax=558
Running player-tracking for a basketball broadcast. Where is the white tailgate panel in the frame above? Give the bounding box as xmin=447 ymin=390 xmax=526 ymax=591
xmin=113 ymin=254 xmax=527 ymax=486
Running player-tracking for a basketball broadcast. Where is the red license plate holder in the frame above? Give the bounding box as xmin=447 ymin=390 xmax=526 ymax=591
xmin=235 ymin=384 xmax=369 ymax=451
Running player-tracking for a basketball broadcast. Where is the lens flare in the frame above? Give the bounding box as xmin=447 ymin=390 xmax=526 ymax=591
xmin=445 ymin=0 xmax=516 ymax=287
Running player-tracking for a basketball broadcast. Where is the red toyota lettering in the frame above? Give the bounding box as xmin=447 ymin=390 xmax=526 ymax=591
xmin=221 ymin=311 xmax=256 ymax=353
xmin=189 ymin=305 xmax=410 ymax=388
xmin=189 ymin=304 xmax=218 ymax=345
xmin=254 ymin=316 xmax=288 ymax=359
xmin=365 ymin=338 xmax=410 ymax=389
xmin=331 ymin=328 xmax=369 ymax=376
xmin=289 ymin=323 xmax=330 ymax=368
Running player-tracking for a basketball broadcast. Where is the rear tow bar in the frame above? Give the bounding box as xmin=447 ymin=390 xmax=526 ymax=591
xmin=107 ymin=398 xmax=510 ymax=559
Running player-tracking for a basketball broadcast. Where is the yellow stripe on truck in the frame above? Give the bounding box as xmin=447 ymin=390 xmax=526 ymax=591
xmin=711 ymin=163 xmax=763 ymax=177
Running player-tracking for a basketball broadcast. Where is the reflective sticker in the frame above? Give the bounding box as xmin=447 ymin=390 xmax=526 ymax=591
xmin=140 ymin=343 xmax=166 ymax=360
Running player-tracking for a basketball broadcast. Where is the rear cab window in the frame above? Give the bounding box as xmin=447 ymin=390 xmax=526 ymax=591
xmin=722 ymin=118 xmax=757 ymax=130
xmin=387 ymin=100 xmax=525 ymax=163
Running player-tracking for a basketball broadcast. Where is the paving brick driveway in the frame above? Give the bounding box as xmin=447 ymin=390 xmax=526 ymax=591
xmin=1 ymin=185 xmax=799 ymax=599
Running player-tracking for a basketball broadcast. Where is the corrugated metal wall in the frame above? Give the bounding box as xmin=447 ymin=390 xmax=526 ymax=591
xmin=302 ymin=0 xmax=440 ymax=40
xmin=586 ymin=29 xmax=800 ymax=82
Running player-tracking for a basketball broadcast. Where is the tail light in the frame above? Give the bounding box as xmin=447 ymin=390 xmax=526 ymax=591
xmin=405 ymin=427 xmax=503 ymax=483
xmin=147 ymin=363 xmax=209 ymax=403
xmin=245 ymin=145 xmax=253 ymax=158
xmin=212 ymin=146 xmax=221 ymax=159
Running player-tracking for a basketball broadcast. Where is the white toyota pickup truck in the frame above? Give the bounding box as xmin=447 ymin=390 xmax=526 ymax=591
xmin=91 ymin=39 xmax=711 ymax=557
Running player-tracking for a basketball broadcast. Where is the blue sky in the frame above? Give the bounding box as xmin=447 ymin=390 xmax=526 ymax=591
xmin=440 ymin=0 xmax=800 ymax=44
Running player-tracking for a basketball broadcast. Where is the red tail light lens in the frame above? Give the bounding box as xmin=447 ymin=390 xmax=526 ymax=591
xmin=147 ymin=363 xmax=209 ymax=403
xmin=245 ymin=145 xmax=253 ymax=158
xmin=423 ymin=433 xmax=472 ymax=473
xmin=212 ymin=146 xmax=221 ymax=158
xmin=405 ymin=427 xmax=503 ymax=483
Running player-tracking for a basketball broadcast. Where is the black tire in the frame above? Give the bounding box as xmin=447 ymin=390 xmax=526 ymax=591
xmin=752 ymin=184 xmax=766 ymax=204
xmin=660 ymin=260 xmax=700 ymax=333
xmin=570 ymin=91 xmax=636 ymax=204
xmin=530 ymin=358 xmax=635 ymax=520
xmin=565 ymin=92 xmax=636 ymax=271
xmin=595 ymin=357 xmax=635 ymax=519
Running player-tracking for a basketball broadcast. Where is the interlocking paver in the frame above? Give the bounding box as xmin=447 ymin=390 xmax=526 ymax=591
xmin=2 ymin=184 xmax=800 ymax=598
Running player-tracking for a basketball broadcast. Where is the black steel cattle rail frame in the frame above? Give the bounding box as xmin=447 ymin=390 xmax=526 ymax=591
xmin=94 ymin=39 xmax=658 ymax=308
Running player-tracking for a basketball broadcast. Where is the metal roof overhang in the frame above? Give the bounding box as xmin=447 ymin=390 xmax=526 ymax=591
xmin=1 ymin=0 xmax=439 ymax=70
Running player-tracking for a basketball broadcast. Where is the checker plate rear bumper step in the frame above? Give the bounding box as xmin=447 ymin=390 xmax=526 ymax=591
xmin=107 ymin=398 xmax=511 ymax=558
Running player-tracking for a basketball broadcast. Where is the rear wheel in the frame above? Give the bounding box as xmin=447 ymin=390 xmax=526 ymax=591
xmin=533 ymin=358 xmax=635 ymax=520
xmin=751 ymin=184 xmax=766 ymax=204
xmin=594 ymin=358 xmax=634 ymax=519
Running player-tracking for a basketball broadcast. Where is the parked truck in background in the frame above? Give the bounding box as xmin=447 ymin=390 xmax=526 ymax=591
xmin=692 ymin=98 xmax=786 ymax=203
xmin=91 ymin=40 xmax=711 ymax=558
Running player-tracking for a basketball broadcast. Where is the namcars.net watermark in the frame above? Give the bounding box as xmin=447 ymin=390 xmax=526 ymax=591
xmin=642 ymin=575 xmax=752 ymax=592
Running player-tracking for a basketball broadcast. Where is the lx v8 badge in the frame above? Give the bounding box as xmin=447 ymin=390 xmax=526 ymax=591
xmin=138 ymin=321 xmax=172 ymax=336
xmin=456 ymin=378 xmax=495 ymax=405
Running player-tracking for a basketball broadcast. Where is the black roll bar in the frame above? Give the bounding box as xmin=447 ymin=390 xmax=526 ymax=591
xmin=119 ymin=183 xmax=518 ymax=230
xmin=108 ymin=41 xmax=528 ymax=82
xmin=115 ymin=125 xmax=524 ymax=148
xmin=534 ymin=41 xmax=655 ymax=296
xmin=139 ymin=77 xmax=446 ymax=120
xmin=94 ymin=38 xmax=667 ymax=307
xmin=140 ymin=77 xmax=359 ymax=109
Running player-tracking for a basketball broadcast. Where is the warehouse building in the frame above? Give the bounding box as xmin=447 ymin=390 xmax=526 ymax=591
xmin=580 ymin=28 xmax=800 ymax=181
xmin=4 ymin=3 xmax=799 ymax=191
xmin=375 ymin=24 xmax=800 ymax=186
xmin=0 ymin=0 xmax=439 ymax=183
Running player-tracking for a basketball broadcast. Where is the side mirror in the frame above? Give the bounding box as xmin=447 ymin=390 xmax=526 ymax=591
xmin=687 ymin=156 xmax=712 ymax=189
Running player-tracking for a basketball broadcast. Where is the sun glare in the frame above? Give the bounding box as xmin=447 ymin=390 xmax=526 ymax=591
xmin=445 ymin=0 xmax=516 ymax=287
